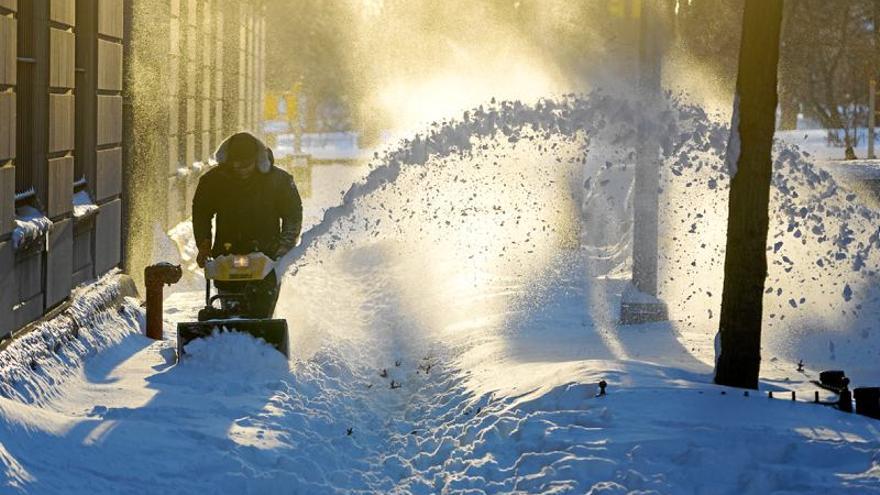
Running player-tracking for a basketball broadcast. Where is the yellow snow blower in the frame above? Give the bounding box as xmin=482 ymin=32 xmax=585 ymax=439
xmin=176 ymin=252 xmax=289 ymax=360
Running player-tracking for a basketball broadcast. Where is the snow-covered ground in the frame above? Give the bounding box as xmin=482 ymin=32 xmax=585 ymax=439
xmin=777 ymin=130 xmax=880 ymax=200
xmin=775 ymin=128 xmax=878 ymax=163
xmin=1 ymin=94 xmax=879 ymax=494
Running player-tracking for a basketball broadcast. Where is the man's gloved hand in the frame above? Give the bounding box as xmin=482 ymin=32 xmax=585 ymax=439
xmin=274 ymin=237 xmax=298 ymax=260
xmin=196 ymin=239 xmax=212 ymax=268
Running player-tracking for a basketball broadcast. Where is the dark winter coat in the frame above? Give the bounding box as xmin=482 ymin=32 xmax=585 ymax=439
xmin=192 ymin=138 xmax=303 ymax=259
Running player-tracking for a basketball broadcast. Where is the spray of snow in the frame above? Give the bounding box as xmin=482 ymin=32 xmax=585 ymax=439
xmin=280 ymin=90 xmax=880 ymax=382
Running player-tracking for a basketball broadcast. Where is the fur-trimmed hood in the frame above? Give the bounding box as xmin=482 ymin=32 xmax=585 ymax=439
xmin=213 ymin=132 xmax=275 ymax=174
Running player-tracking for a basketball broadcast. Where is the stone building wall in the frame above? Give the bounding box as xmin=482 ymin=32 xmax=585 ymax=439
xmin=0 ymin=0 xmax=267 ymax=337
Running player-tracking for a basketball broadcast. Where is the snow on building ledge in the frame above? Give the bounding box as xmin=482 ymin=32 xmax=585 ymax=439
xmin=12 ymin=205 xmax=52 ymax=251
xmin=72 ymin=190 xmax=99 ymax=220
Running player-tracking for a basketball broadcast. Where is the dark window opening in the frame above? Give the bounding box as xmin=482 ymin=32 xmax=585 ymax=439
xmin=15 ymin=2 xmax=35 ymax=195
xmin=75 ymin=1 xmax=97 ymax=191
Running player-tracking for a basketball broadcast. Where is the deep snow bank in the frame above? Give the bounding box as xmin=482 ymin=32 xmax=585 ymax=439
xmin=0 ymin=272 xmax=142 ymax=405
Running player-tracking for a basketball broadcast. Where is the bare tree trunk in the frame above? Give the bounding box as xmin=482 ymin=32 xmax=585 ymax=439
xmin=714 ymin=0 xmax=784 ymax=390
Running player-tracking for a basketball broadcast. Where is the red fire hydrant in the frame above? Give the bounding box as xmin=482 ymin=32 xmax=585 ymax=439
xmin=144 ymin=263 xmax=183 ymax=340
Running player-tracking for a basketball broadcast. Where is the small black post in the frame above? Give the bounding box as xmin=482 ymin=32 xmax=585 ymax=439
xmin=838 ymin=378 xmax=853 ymax=413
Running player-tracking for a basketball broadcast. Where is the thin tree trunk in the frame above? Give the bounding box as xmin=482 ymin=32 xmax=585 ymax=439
xmin=714 ymin=0 xmax=784 ymax=390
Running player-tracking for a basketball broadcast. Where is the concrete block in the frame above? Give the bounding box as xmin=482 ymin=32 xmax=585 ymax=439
xmin=0 ymin=14 xmax=15 ymax=85
xmin=186 ymin=133 xmax=195 ymax=167
xmin=0 ymin=240 xmax=13 ymax=338
xmin=72 ymin=218 xmax=94 ymax=286
xmin=97 ymin=95 xmax=123 ymax=146
xmin=213 ymin=99 xmax=223 ymax=133
xmin=14 ymin=248 xmax=42 ymax=305
xmin=169 ymin=20 xmax=180 ymax=57
xmin=186 ymin=24 xmax=197 ymax=59
xmin=185 ymin=98 xmax=196 ymax=132
xmin=168 ymin=99 xmax=179 ymax=135
xmin=50 ymin=0 xmax=75 ymax=27
xmin=49 ymin=28 xmax=75 ymax=89
xmin=0 ymin=91 xmax=16 ymax=160
xmin=95 ymin=147 xmax=122 ymax=201
xmin=201 ymin=98 xmax=211 ymax=130
xmin=201 ymin=132 xmax=211 ymax=161
xmin=13 ymin=294 xmax=43 ymax=331
xmin=94 ymin=198 xmax=121 ymax=275
xmin=97 ymin=39 xmax=122 ymax=91
xmin=98 ymin=0 xmax=124 ymax=40
xmin=46 ymin=218 xmax=72 ymax=307
xmin=214 ymin=68 xmax=224 ymax=96
xmin=168 ymin=135 xmax=180 ymax=175
xmin=186 ymin=0 xmax=196 ymax=26
xmin=0 ymin=164 xmax=12 ymax=235
xmin=49 ymin=93 xmax=75 ymax=152
xmin=168 ymin=57 xmax=180 ymax=96
xmin=185 ymin=61 xmax=196 ymax=97
xmin=47 ymin=156 xmax=73 ymax=218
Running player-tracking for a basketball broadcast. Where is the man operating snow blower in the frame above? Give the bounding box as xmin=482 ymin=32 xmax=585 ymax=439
xmin=192 ymin=131 xmax=303 ymax=319
xmin=175 ymin=132 xmax=302 ymax=359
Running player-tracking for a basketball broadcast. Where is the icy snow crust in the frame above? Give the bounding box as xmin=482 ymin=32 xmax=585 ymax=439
xmin=1 ymin=92 xmax=879 ymax=493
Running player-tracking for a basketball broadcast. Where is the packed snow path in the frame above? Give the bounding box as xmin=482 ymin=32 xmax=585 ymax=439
xmin=1 ymin=94 xmax=880 ymax=494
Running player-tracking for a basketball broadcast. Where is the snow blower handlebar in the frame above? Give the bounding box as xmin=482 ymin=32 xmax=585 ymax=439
xmin=202 ymin=252 xmax=276 ymax=309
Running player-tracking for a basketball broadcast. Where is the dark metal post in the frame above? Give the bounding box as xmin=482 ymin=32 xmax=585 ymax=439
xmin=144 ymin=263 xmax=182 ymax=340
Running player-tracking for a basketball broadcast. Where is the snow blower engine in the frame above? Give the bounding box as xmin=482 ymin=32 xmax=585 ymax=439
xmin=176 ymin=251 xmax=289 ymax=360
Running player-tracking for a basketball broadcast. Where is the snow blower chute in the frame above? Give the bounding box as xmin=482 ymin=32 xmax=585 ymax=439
xmin=177 ymin=252 xmax=289 ymax=360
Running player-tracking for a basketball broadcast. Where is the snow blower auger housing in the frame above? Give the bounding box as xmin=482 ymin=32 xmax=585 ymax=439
xmin=177 ymin=252 xmax=289 ymax=360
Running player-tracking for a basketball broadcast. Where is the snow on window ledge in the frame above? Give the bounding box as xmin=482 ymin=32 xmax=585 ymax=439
xmin=73 ymin=190 xmax=99 ymax=220
xmin=12 ymin=205 xmax=52 ymax=251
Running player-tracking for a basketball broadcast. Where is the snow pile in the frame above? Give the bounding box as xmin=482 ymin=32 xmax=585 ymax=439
xmin=180 ymin=330 xmax=289 ymax=376
xmin=72 ymin=191 xmax=98 ymax=219
xmin=11 ymin=206 xmax=51 ymax=251
xmin=0 ymin=272 xmax=142 ymax=405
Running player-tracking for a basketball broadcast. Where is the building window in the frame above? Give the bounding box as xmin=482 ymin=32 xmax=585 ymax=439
xmin=15 ymin=1 xmax=35 ymax=196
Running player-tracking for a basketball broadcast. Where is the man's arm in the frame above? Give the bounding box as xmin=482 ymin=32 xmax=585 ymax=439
xmin=192 ymin=177 xmax=216 ymax=266
xmin=276 ymin=174 xmax=303 ymax=258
